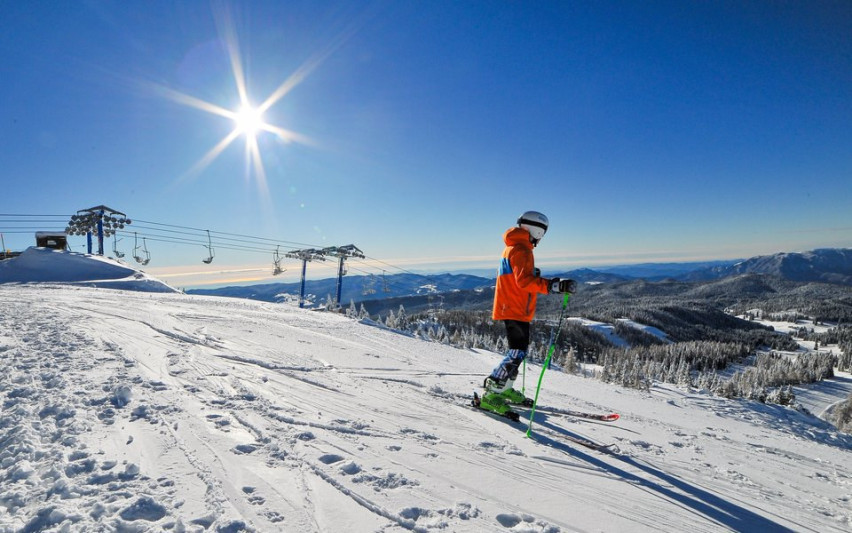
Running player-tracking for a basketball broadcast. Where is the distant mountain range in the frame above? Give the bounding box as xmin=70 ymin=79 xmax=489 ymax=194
xmin=561 ymin=249 xmax=852 ymax=286
xmin=187 ymin=248 xmax=852 ymax=305
xmin=592 ymin=260 xmax=741 ymax=280
xmin=187 ymin=273 xmax=492 ymax=305
xmin=681 ymin=248 xmax=852 ymax=285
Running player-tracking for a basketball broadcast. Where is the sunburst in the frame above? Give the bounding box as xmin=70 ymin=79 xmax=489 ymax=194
xmin=233 ymin=105 xmax=264 ymax=137
xmin=145 ymin=2 xmax=367 ymax=202
xmin=150 ymin=4 xmax=325 ymax=196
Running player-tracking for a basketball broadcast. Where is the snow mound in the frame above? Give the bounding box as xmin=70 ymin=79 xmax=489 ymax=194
xmin=0 ymin=247 xmax=176 ymax=292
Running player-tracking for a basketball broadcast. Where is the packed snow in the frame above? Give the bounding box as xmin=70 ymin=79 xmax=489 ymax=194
xmin=2 ymin=250 xmax=852 ymax=532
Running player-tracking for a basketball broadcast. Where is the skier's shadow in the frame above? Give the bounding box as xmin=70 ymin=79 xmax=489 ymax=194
xmin=531 ymin=415 xmax=799 ymax=532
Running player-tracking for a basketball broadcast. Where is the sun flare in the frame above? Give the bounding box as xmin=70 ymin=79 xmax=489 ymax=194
xmin=233 ymin=105 xmax=264 ymax=137
xmin=151 ymin=1 xmax=358 ymax=196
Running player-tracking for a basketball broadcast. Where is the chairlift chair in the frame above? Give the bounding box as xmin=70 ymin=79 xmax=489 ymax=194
xmin=202 ymin=229 xmax=214 ymax=264
xmin=363 ymin=274 xmax=377 ymax=295
xmin=272 ymin=245 xmax=285 ymax=275
xmin=140 ymin=238 xmax=151 ymax=266
xmin=113 ymin=235 xmax=125 ymax=258
xmin=133 ymin=232 xmax=150 ymax=266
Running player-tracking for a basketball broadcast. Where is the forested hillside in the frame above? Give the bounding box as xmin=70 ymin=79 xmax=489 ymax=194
xmin=352 ymin=274 xmax=852 ymax=416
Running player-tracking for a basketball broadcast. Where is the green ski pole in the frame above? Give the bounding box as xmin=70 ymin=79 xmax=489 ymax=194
xmin=526 ymin=292 xmax=571 ymax=437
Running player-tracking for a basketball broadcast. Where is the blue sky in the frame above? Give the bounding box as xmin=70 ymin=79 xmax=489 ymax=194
xmin=2 ymin=1 xmax=850 ymax=287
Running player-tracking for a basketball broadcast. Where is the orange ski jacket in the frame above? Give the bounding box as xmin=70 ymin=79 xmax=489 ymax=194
xmin=492 ymin=227 xmax=550 ymax=323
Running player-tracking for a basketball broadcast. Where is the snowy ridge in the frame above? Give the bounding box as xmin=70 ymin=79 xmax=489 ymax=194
xmin=2 ymin=284 xmax=852 ymax=532
xmin=566 ymin=317 xmax=631 ymax=347
xmin=565 ymin=317 xmax=672 ymax=348
xmin=0 ymin=247 xmax=176 ymax=292
xmin=615 ymin=318 xmax=672 ymax=343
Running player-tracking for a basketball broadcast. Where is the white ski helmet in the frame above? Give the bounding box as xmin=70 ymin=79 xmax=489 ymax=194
xmin=517 ymin=210 xmax=549 ymax=244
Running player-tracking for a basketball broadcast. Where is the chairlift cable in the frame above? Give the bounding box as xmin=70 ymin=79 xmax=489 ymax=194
xmin=132 ymin=218 xmax=322 ymax=249
xmin=0 ymin=214 xmax=71 ymax=217
xmin=128 ymin=223 xmax=308 ymax=253
xmin=114 ymin=231 xmax=273 ymax=255
xmin=114 ymin=228 xmax=270 ymax=252
xmin=6 ymin=213 xmax=436 ymax=288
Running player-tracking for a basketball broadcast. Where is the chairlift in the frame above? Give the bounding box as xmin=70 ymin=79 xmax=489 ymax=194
xmin=202 ymin=229 xmax=214 ymax=264
xmin=133 ymin=232 xmax=150 ymax=265
xmin=272 ymin=245 xmax=285 ymax=275
xmin=362 ymin=274 xmax=377 ymax=295
xmin=113 ymin=234 xmax=124 ymax=258
xmin=382 ymin=270 xmax=391 ymax=293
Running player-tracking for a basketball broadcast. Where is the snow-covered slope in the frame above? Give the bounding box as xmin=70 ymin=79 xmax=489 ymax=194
xmin=2 ymin=284 xmax=852 ymax=532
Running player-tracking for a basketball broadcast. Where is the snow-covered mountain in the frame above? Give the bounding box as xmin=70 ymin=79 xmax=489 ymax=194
xmin=2 ymin=250 xmax=852 ymax=531
xmin=682 ymin=248 xmax=852 ymax=285
xmin=592 ymin=260 xmax=742 ymax=280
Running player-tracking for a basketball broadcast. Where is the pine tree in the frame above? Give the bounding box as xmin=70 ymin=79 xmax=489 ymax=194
xmin=676 ymin=358 xmax=691 ymax=387
xmin=397 ymin=305 xmax=408 ymax=330
xmin=833 ymin=394 xmax=852 ymax=433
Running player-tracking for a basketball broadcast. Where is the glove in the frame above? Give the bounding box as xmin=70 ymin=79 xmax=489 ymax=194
xmin=549 ymin=278 xmax=576 ymax=294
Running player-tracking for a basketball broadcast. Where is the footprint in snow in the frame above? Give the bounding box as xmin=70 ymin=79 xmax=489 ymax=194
xmin=206 ymin=413 xmax=231 ymax=430
xmin=495 ymin=512 xmax=560 ymax=532
xmin=242 ymin=486 xmax=266 ymax=504
xmin=400 ymin=504 xmax=482 ymax=529
xmin=119 ymin=496 xmax=167 ymax=522
xmin=339 ymin=462 xmax=361 ymax=475
xmin=354 ymin=471 xmax=417 ymax=491
xmin=232 ymin=444 xmax=258 ymax=455
xmin=264 ymin=510 xmax=285 ymax=523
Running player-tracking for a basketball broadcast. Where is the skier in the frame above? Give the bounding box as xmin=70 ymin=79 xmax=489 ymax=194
xmin=479 ymin=210 xmax=576 ymax=416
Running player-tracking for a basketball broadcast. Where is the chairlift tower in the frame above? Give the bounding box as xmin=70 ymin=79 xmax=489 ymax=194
xmin=322 ymin=244 xmax=365 ymax=308
xmin=285 ymin=248 xmax=327 ymax=308
xmin=66 ymin=205 xmax=131 ymax=256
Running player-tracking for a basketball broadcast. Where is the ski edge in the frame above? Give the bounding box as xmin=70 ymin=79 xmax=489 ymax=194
xmin=469 ymin=393 xmax=620 ymax=454
xmin=438 ymin=391 xmax=619 ymax=423
xmin=528 ymin=406 xmax=620 ymax=422
xmin=533 ymin=428 xmax=620 ymax=454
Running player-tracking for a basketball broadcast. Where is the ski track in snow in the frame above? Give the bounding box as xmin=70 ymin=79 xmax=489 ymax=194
xmin=2 ymin=285 xmax=852 ymax=532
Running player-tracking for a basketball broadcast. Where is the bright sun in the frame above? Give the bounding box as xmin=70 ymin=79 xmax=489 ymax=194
xmin=233 ymin=105 xmax=264 ymax=137
xmin=153 ymin=3 xmax=322 ymax=193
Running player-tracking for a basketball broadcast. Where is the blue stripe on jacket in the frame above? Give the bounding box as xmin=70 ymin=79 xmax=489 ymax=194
xmin=499 ymin=257 xmax=512 ymax=277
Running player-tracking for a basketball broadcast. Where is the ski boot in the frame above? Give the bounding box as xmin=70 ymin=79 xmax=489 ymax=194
xmin=473 ymin=391 xmax=520 ymax=422
xmin=483 ymin=377 xmax=534 ymax=407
